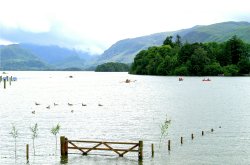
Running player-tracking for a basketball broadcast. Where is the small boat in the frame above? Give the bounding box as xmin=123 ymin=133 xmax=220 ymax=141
xmin=125 ymin=79 xmax=131 ymax=83
xmin=202 ymin=78 xmax=211 ymax=81
xmin=179 ymin=77 xmax=184 ymax=81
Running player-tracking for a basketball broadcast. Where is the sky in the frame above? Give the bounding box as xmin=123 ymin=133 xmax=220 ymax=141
xmin=0 ymin=0 xmax=250 ymax=54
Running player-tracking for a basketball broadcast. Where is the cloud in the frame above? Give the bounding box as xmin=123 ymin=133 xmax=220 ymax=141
xmin=0 ymin=0 xmax=250 ymax=54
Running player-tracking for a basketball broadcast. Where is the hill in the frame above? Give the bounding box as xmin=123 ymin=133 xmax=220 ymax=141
xmin=98 ymin=21 xmax=250 ymax=64
xmin=20 ymin=44 xmax=94 ymax=69
xmin=0 ymin=44 xmax=48 ymax=70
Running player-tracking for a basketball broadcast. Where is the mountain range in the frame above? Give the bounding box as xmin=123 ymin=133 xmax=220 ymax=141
xmin=98 ymin=21 xmax=250 ymax=64
xmin=1 ymin=21 xmax=250 ymax=70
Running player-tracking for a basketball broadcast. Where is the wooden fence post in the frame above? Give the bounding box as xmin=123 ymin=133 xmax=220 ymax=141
xmin=9 ymin=76 xmax=12 ymax=86
xmin=202 ymin=131 xmax=204 ymax=136
xmin=191 ymin=133 xmax=194 ymax=140
xmin=181 ymin=137 xmax=183 ymax=144
xmin=26 ymin=144 xmax=29 ymax=162
xmin=151 ymin=143 xmax=154 ymax=157
xmin=168 ymin=140 xmax=171 ymax=151
xmin=4 ymin=79 xmax=6 ymax=89
xmin=60 ymin=136 xmax=68 ymax=156
xmin=138 ymin=141 xmax=143 ymax=160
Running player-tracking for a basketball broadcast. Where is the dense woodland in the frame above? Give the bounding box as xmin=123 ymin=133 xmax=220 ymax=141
xmin=130 ymin=35 xmax=250 ymax=76
xmin=95 ymin=62 xmax=129 ymax=72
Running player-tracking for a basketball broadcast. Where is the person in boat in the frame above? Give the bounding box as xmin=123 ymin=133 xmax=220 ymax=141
xmin=179 ymin=77 xmax=183 ymax=81
xmin=125 ymin=79 xmax=131 ymax=83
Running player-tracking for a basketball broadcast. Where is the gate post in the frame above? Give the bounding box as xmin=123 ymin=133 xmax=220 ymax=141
xmin=138 ymin=141 xmax=143 ymax=160
xmin=60 ymin=136 xmax=68 ymax=156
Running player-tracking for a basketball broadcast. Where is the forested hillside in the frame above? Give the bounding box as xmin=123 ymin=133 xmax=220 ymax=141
xmin=130 ymin=35 xmax=250 ymax=76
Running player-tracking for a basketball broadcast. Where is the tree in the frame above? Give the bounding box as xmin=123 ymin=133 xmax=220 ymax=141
xmin=178 ymin=43 xmax=201 ymax=64
xmin=204 ymin=62 xmax=223 ymax=76
xmin=30 ymin=123 xmax=38 ymax=156
xmin=95 ymin=62 xmax=129 ymax=72
xmin=163 ymin=36 xmax=174 ymax=47
xmin=238 ymin=58 xmax=250 ymax=74
xmin=188 ymin=47 xmax=210 ymax=76
xmin=51 ymin=124 xmax=60 ymax=155
xmin=174 ymin=65 xmax=189 ymax=76
xmin=222 ymin=65 xmax=239 ymax=76
xmin=225 ymin=35 xmax=248 ymax=65
xmin=175 ymin=34 xmax=182 ymax=47
xmin=10 ymin=124 xmax=18 ymax=158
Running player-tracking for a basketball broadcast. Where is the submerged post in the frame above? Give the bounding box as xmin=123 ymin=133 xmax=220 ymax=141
xmin=9 ymin=76 xmax=12 ymax=86
xmin=26 ymin=144 xmax=29 ymax=162
xmin=168 ymin=140 xmax=171 ymax=151
xmin=191 ymin=133 xmax=194 ymax=140
xmin=151 ymin=143 xmax=154 ymax=157
xmin=4 ymin=79 xmax=6 ymax=89
xmin=60 ymin=136 xmax=68 ymax=156
xmin=211 ymin=128 xmax=214 ymax=132
xmin=181 ymin=137 xmax=183 ymax=144
xmin=138 ymin=141 xmax=143 ymax=160
xmin=202 ymin=131 xmax=204 ymax=136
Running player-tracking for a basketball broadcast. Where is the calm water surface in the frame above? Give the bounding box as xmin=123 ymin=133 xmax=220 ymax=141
xmin=0 ymin=71 xmax=250 ymax=165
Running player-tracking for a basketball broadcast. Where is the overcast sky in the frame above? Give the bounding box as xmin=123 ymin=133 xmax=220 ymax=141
xmin=0 ymin=0 xmax=250 ymax=54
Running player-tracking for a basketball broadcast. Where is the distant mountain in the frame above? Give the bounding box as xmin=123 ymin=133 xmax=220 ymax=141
xmin=20 ymin=44 xmax=94 ymax=69
xmin=0 ymin=44 xmax=96 ymax=70
xmin=98 ymin=21 xmax=250 ymax=64
xmin=0 ymin=44 xmax=48 ymax=70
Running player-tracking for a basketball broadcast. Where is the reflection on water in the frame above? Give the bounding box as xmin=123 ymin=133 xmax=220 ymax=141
xmin=0 ymin=71 xmax=250 ymax=164
xmin=60 ymin=156 xmax=68 ymax=164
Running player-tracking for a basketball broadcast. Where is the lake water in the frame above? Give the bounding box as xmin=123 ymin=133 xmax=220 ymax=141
xmin=0 ymin=71 xmax=250 ymax=165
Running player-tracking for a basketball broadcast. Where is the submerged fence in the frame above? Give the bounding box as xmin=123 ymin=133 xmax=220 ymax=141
xmin=60 ymin=136 xmax=143 ymax=160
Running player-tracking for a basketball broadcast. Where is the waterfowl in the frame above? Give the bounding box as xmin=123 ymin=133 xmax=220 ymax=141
xmin=54 ymin=103 xmax=58 ymax=106
xmin=35 ymin=102 xmax=40 ymax=105
xmin=46 ymin=105 xmax=50 ymax=109
xmin=98 ymin=104 xmax=103 ymax=106
xmin=71 ymin=110 xmax=74 ymax=113
xmin=32 ymin=111 xmax=35 ymax=114
xmin=82 ymin=103 xmax=87 ymax=106
xmin=68 ymin=103 xmax=73 ymax=106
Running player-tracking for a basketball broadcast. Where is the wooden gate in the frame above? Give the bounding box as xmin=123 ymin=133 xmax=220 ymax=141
xmin=60 ymin=136 xmax=143 ymax=160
